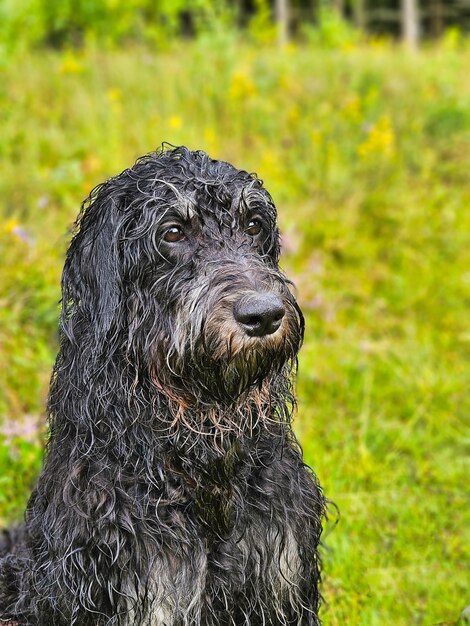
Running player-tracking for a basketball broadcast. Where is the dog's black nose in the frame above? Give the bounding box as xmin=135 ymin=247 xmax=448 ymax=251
xmin=233 ymin=293 xmax=285 ymax=337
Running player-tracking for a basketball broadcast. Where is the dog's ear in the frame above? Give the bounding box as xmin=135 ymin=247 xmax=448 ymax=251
xmin=61 ymin=185 xmax=124 ymax=344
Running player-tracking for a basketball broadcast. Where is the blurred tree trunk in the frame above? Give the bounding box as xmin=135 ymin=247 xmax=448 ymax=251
xmin=332 ymin=0 xmax=344 ymax=16
xmin=401 ymin=0 xmax=420 ymax=49
xmin=430 ymin=0 xmax=444 ymax=38
xmin=352 ymin=0 xmax=366 ymax=31
xmin=275 ymin=0 xmax=289 ymax=46
xmin=309 ymin=0 xmax=319 ymax=21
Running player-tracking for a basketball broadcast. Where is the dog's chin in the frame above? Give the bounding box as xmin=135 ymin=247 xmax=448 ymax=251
xmin=194 ymin=344 xmax=291 ymax=405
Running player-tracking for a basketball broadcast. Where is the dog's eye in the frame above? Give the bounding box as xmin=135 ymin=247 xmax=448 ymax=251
xmin=245 ymin=219 xmax=262 ymax=237
xmin=163 ymin=226 xmax=186 ymax=243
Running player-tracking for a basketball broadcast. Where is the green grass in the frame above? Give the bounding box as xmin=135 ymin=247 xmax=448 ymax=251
xmin=0 ymin=38 xmax=469 ymax=625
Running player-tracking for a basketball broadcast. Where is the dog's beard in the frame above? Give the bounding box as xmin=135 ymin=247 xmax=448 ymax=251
xmin=191 ymin=344 xmax=287 ymax=403
xmin=161 ymin=327 xmax=300 ymax=405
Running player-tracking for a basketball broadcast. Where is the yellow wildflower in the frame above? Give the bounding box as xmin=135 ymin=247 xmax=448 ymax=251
xmin=287 ymin=105 xmax=300 ymax=125
xmin=364 ymin=87 xmax=379 ymax=109
xmin=2 ymin=219 xmax=32 ymax=244
xmin=310 ymin=129 xmax=323 ymax=146
xmin=369 ymin=36 xmax=389 ymax=50
xmin=203 ymin=127 xmax=218 ymax=154
xmin=168 ymin=115 xmax=183 ymax=130
xmin=228 ymin=70 xmax=257 ymax=101
xmin=285 ymin=42 xmax=297 ymax=56
xmin=3 ymin=218 xmax=19 ymax=234
xmin=82 ymin=154 xmax=102 ymax=174
xmin=107 ymin=88 xmax=122 ymax=103
xmin=342 ymin=95 xmax=361 ymax=123
xmin=259 ymin=150 xmax=281 ymax=180
xmin=59 ymin=55 xmax=83 ymax=75
xmin=357 ymin=115 xmax=396 ymax=160
xmin=341 ymin=42 xmax=357 ymax=54
xmin=278 ymin=73 xmax=301 ymax=99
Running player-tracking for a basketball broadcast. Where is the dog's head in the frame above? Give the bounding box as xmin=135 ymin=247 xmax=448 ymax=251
xmin=62 ymin=146 xmax=304 ymax=407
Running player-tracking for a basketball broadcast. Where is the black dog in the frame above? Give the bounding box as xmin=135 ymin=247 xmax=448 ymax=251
xmin=0 ymin=146 xmax=325 ymax=625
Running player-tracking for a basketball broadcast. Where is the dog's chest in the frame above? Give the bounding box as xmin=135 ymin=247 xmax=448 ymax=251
xmin=144 ymin=520 xmax=300 ymax=626
xmin=143 ymin=443 xmax=305 ymax=624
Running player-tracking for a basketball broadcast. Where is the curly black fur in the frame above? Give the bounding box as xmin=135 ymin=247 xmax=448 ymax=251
xmin=0 ymin=146 xmax=325 ymax=626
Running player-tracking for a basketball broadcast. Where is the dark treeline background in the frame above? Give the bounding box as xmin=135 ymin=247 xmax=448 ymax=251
xmin=2 ymin=0 xmax=470 ymax=50
xmin=275 ymin=0 xmax=470 ymax=41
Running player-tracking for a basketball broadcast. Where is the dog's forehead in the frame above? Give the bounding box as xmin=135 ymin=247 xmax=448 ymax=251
xmin=154 ymin=177 xmax=274 ymax=222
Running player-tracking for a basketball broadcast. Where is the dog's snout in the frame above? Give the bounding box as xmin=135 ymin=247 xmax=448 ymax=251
xmin=233 ymin=293 xmax=285 ymax=337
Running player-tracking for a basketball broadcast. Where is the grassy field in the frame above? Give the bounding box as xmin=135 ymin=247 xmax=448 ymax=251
xmin=0 ymin=38 xmax=469 ymax=624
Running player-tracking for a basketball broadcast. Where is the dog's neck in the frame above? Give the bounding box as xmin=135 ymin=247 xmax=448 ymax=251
xmin=157 ymin=375 xmax=294 ymax=454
